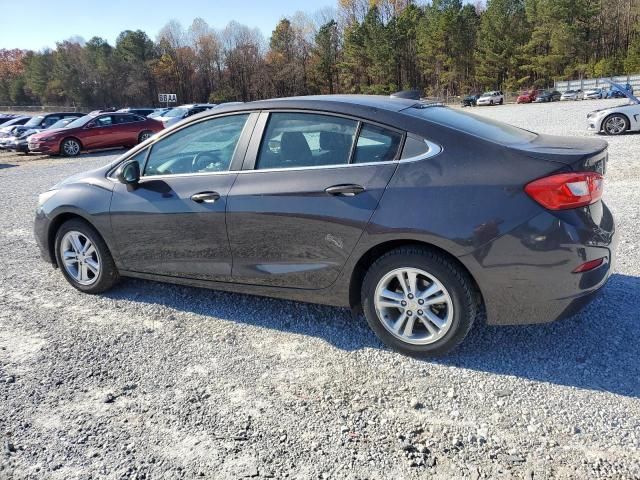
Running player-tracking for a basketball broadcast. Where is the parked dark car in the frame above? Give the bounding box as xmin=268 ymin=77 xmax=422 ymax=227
xmin=0 ymin=115 xmax=31 ymax=131
xmin=21 ymin=112 xmax=83 ymax=131
xmin=0 ymin=125 xmax=32 ymax=149
xmin=154 ymin=104 xmax=217 ymax=128
xmin=534 ymin=90 xmax=562 ymax=102
xmin=10 ymin=118 xmax=79 ymax=154
xmin=117 ymin=108 xmax=157 ymax=117
xmin=461 ymin=93 xmax=481 ymax=107
xmin=28 ymin=112 xmax=163 ymax=156
xmin=34 ymin=96 xmax=616 ymax=356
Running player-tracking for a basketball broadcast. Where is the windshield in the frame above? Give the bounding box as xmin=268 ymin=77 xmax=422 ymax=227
xmin=408 ymin=105 xmax=537 ymax=145
xmin=24 ymin=115 xmax=45 ymax=127
xmin=64 ymin=115 xmax=93 ymax=129
xmin=480 ymin=92 xmax=493 ymax=97
xmin=564 ymin=90 xmax=575 ymax=94
xmin=164 ymin=108 xmax=188 ymax=118
xmin=48 ymin=119 xmax=73 ymax=129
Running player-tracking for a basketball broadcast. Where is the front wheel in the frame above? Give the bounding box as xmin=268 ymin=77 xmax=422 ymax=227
xmin=361 ymin=247 xmax=478 ymax=357
xmin=602 ymin=114 xmax=629 ymax=135
xmin=499 ymin=98 xmax=504 ymax=105
xmin=61 ymin=138 xmax=81 ymax=157
xmin=54 ymin=219 xmax=120 ymax=293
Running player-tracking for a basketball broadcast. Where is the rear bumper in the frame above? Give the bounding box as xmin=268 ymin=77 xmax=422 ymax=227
xmin=460 ymin=202 xmax=617 ymax=326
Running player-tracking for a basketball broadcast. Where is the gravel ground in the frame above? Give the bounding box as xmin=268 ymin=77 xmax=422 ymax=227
xmin=0 ymin=101 xmax=639 ymax=480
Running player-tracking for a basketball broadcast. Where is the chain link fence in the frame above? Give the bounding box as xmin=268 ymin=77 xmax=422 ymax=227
xmin=555 ymin=74 xmax=640 ymax=93
xmin=0 ymin=105 xmax=87 ymax=114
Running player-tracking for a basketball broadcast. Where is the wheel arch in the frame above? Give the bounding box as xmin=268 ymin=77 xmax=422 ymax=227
xmin=60 ymin=136 xmax=84 ymax=152
xmin=47 ymin=211 xmax=102 ymax=267
xmin=348 ymin=239 xmax=484 ymax=314
xmin=602 ymin=112 xmax=630 ymax=132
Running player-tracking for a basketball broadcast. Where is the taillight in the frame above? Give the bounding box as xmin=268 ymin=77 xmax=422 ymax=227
xmin=525 ymin=172 xmax=603 ymax=210
xmin=572 ymin=257 xmax=605 ymax=273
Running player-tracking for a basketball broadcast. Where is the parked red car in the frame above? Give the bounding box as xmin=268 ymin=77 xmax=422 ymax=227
xmin=28 ymin=112 xmax=163 ymax=156
xmin=516 ymin=90 xmax=540 ymax=104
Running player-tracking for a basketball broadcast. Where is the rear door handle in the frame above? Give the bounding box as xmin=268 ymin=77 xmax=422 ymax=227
xmin=325 ymin=184 xmax=365 ymax=196
xmin=190 ymin=191 xmax=220 ymax=204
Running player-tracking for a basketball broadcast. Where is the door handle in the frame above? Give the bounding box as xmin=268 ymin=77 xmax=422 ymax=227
xmin=325 ymin=184 xmax=366 ymax=196
xmin=190 ymin=191 xmax=220 ymax=204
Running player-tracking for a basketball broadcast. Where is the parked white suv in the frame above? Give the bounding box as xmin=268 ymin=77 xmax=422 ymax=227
xmin=476 ymin=91 xmax=504 ymax=106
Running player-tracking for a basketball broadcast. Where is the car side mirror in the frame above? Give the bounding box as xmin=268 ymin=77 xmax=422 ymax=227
xmin=116 ymin=160 xmax=140 ymax=185
xmin=85 ymin=122 xmax=96 ymax=129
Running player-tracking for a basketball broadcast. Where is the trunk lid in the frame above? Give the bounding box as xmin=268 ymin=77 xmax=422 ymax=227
xmin=513 ymin=133 xmax=608 ymax=174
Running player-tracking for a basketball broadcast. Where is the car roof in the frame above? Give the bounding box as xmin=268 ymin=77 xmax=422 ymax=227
xmin=211 ymin=95 xmax=420 ymax=116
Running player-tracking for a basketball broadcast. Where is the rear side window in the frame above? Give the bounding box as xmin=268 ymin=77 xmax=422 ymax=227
xmin=407 ymin=105 xmax=536 ymax=145
xmin=256 ymin=113 xmax=357 ymax=169
xmin=353 ymin=124 xmax=402 ymax=163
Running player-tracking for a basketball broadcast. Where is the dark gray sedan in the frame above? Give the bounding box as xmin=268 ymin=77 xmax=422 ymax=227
xmin=34 ymin=95 xmax=616 ymax=356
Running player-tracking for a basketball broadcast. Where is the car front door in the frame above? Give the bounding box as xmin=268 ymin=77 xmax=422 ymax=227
xmin=226 ymin=111 xmax=403 ymax=289
xmin=109 ymin=112 xmax=257 ymax=280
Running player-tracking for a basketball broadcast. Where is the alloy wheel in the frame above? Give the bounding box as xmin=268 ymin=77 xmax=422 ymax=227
xmin=374 ymin=267 xmax=454 ymax=345
xmin=60 ymin=231 xmax=101 ymax=285
xmin=139 ymin=132 xmax=152 ymax=142
xmin=63 ymin=140 xmax=80 ymax=156
xmin=604 ymin=116 xmax=626 ymax=135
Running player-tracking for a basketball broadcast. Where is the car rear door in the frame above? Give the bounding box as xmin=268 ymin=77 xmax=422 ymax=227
xmin=109 ymin=112 xmax=257 ymax=280
xmin=112 ymin=114 xmax=145 ymax=146
xmin=226 ymin=111 xmax=403 ymax=289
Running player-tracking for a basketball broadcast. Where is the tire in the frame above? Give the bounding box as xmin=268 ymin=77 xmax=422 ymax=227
xmin=602 ymin=114 xmax=629 ymax=135
xmin=499 ymin=98 xmax=504 ymax=105
xmin=61 ymin=138 xmax=81 ymax=157
xmin=361 ymin=247 xmax=477 ymax=357
xmin=54 ymin=219 xmax=120 ymax=294
xmin=489 ymin=100 xmax=494 ymax=106
xmin=138 ymin=130 xmax=153 ymax=144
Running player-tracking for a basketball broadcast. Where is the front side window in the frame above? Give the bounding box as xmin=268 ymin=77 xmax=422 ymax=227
xmin=353 ymin=124 xmax=402 ymax=163
xmin=143 ymin=114 xmax=249 ymax=176
xmin=94 ymin=116 xmax=113 ymax=127
xmin=256 ymin=113 xmax=357 ymax=170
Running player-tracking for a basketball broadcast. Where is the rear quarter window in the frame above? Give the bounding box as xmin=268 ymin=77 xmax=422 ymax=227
xmin=407 ymin=106 xmax=536 ymax=145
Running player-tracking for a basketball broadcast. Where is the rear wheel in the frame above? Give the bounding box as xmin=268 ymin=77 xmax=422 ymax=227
xmin=61 ymin=138 xmax=81 ymax=157
xmin=138 ymin=130 xmax=153 ymax=143
xmin=54 ymin=219 xmax=119 ymax=293
xmin=499 ymin=98 xmax=504 ymax=105
xmin=361 ymin=247 xmax=477 ymax=357
xmin=602 ymin=114 xmax=629 ymax=135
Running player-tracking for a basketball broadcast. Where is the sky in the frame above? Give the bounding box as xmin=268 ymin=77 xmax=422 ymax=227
xmin=0 ymin=0 xmax=336 ymax=51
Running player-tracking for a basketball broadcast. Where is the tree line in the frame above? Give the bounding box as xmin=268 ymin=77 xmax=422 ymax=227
xmin=1 ymin=0 xmax=640 ymax=108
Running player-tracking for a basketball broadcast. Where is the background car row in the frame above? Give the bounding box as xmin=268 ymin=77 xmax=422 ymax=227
xmin=0 ymin=103 xmax=236 ymax=156
xmin=462 ymin=83 xmax=635 ymax=107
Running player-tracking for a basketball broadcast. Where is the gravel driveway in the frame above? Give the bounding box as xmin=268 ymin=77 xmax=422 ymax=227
xmin=1 ymin=101 xmax=639 ymax=479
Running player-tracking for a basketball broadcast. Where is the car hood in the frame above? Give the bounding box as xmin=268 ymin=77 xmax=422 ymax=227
xmin=52 ymin=164 xmax=114 ymax=190
xmin=30 ymin=127 xmax=70 ymax=140
xmin=589 ymin=103 xmax=635 ymax=114
xmin=513 ymin=133 xmax=607 ymax=165
xmin=602 ymin=79 xmax=640 ymax=104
